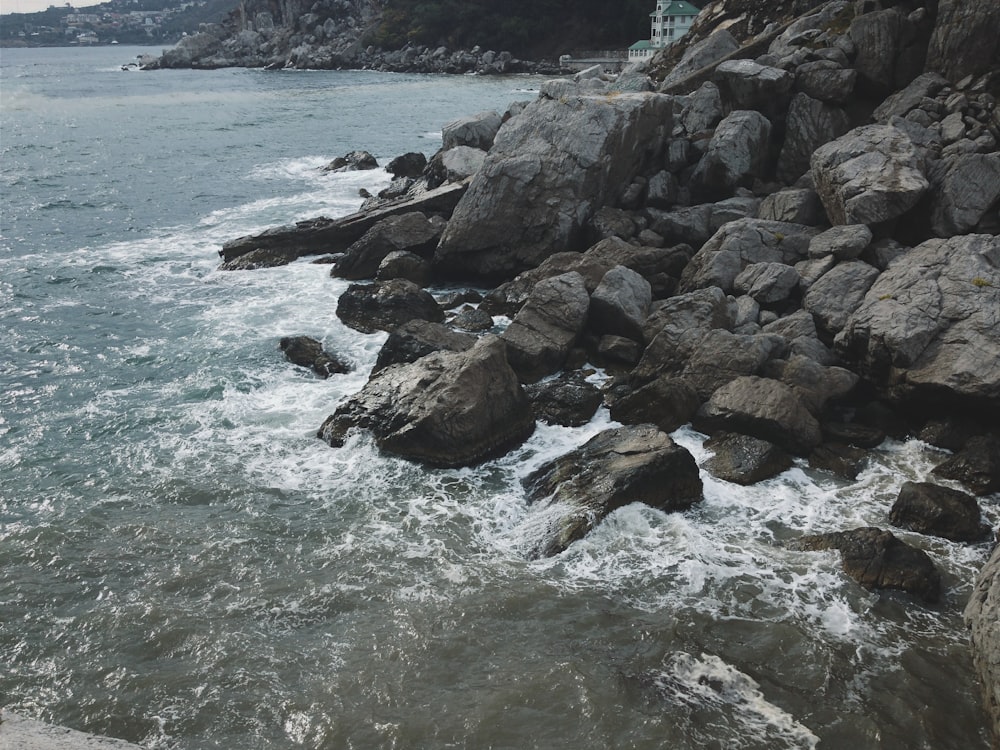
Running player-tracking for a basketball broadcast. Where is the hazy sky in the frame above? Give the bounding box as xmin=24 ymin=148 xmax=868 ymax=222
xmin=1 ymin=0 xmax=79 ymax=16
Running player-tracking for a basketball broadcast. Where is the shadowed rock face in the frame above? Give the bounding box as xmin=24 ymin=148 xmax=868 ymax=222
xmin=318 ymin=336 xmax=534 ymax=468
xmin=966 ymin=544 xmax=1000 ymax=745
xmin=522 ymin=424 xmax=703 ymax=558
xmin=796 ymin=527 xmax=942 ymax=603
xmin=434 ymin=93 xmax=673 ymax=281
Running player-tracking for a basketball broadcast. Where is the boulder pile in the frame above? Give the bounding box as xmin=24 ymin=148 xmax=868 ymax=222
xmin=219 ymin=0 xmax=999 ymax=736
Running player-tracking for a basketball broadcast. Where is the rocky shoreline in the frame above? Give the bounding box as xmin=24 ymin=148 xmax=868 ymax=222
xmin=213 ymin=0 xmax=999 ymax=742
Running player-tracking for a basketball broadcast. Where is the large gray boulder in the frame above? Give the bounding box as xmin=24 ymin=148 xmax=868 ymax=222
xmin=318 ymin=336 xmax=534 ymax=468
xmin=795 ymin=60 xmax=856 ymax=104
xmin=713 ymin=59 xmax=793 ymax=114
xmin=965 ymin=544 xmax=1000 ymax=746
xmin=803 ymin=260 xmax=881 ymax=337
xmin=811 ymin=124 xmax=929 ymax=226
xmin=0 ymin=711 xmax=144 ymax=749
xmin=925 ymin=0 xmax=1000 ymax=83
xmin=690 ymin=110 xmax=772 ymax=202
xmin=703 ymin=432 xmax=793 ymax=485
xmin=333 ymin=212 xmax=444 ymax=280
xmin=336 ymin=279 xmax=444 ymax=334
xmin=588 ymin=265 xmax=651 ymax=341
xmin=890 ymin=481 xmax=991 ymax=543
xmin=693 ymin=375 xmax=822 ymax=455
xmin=372 ymin=319 xmax=475 ymax=374
xmin=500 ymin=271 xmax=590 ymax=382
xmin=521 ymin=424 xmax=703 ymax=558
xmin=777 ymin=93 xmax=850 ymax=184
xmin=836 ymin=234 xmax=1000 ymax=405
xmin=435 ymin=93 xmax=672 ymax=280
xmin=659 ymin=29 xmax=740 ymax=90
xmin=848 ymin=8 xmax=904 ymax=96
xmin=441 ymin=110 xmax=502 ymax=151
xmin=679 ymin=218 xmax=817 ymax=294
xmin=929 ymin=153 xmax=1000 ymax=237
xmin=637 ymin=286 xmax=733 ymax=379
xmin=733 ymin=262 xmax=800 ymax=306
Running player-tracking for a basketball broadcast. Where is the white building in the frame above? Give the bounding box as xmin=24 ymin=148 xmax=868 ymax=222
xmin=628 ymin=0 xmax=700 ymax=61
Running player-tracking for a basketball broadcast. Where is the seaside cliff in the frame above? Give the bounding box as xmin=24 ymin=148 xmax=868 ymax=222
xmin=213 ymin=0 xmax=1000 ymax=741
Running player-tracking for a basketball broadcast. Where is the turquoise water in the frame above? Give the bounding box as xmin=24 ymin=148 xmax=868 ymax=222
xmin=1 ymin=45 xmax=995 ymax=749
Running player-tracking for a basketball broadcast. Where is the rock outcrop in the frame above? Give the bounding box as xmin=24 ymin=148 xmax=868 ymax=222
xmin=318 ymin=336 xmax=534 ymax=467
xmin=966 ymin=545 xmax=1000 ymax=746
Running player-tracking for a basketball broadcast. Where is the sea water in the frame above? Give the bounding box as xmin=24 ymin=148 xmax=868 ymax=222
xmin=1 ymin=45 xmax=996 ymax=749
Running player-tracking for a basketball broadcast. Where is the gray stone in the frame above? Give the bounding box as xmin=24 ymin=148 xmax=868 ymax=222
xmin=808 ymin=224 xmax=873 ymax=260
xmin=777 ymin=93 xmax=851 ymax=184
xmin=965 ymin=544 xmax=1000 ymax=746
xmin=680 ymin=82 xmax=723 ymax=134
xmin=525 ymin=373 xmax=602 ymax=427
xmin=733 ymin=262 xmax=800 ymax=306
xmin=680 ymin=330 xmax=788 ymax=400
xmin=757 ymin=188 xmax=825 ymax=225
xmin=930 ymin=153 xmax=1000 ymax=237
xmin=803 ymin=260 xmax=881 ymax=336
xmin=714 ymin=59 xmax=794 ymax=113
xmin=609 ymin=376 xmax=701 ymax=433
xmin=926 ymin=0 xmax=1000 ymax=83
xmin=691 ymin=110 xmax=772 ymax=202
xmin=441 ymin=110 xmax=502 ymax=151
xmin=659 ymin=29 xmax=740 ymax=90
xmin=848 ymin=8 xmax=903 ymax=96
xmin=318 ymin=336 xmax=534 ymax=468
xmin=836 ymin=234 xmax=1000 ymax=404
xmin=694 ymin=375 xmax=822 ymax=455
xmin=933 ymin=435 xmax=1000 ymax=497
xmin=372 ymin=319 xmax=475 ymax=374
xmin=811 ymin=124 xmax=929 ymax=226
xmin=440 ymin=146 xmax=487 ymax=181
xmin=376 ymin=250 xmax=431 ymax=286
xmin=795 ymin=60 xmax=856 ymax=104
xmin=436 ymin=93 xmax=672 ymax=279
xmin=0 ymin=711 xmax=144 ymax=749
xmin=279 ymin=335 xmax=349 ymax=378
xmin=704 ymin=432 xmax=794 ymax=485
xmin=890 ymin=481 xmax=990 ymax=542
xmin=589 ymin=265 xmax=652 ymax=341
xmin=500 ymin=271 xmax=591 ymax=383
xmin=522 ymin=424 xmax=702 ymax=558
xmin=333 ymin=212 xmax=443 ymax=281
xmin=336 ymin=279 xmax=444 ymax=334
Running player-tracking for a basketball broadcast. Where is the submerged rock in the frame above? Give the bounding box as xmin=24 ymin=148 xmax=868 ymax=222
xmin=525 ymin=373 xmax=602 ymax=427
xmin=318 ymin=336 xmax=534 ymax=468
xmin=703 ymin=432 xmax=794 ymax=485
xmin=932 ymin=435 xmax=1000 ymax=496
xmin=522 ymin=424 xmax=702 ymax=558
xmin=279 ymin=336 xmax=350 ymax=377
xmin=796 ymin=527 xmax=942 ymax=603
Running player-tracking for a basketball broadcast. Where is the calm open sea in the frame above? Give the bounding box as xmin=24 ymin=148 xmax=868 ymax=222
xmin=1 ymin=44 xmax=995 ymax=749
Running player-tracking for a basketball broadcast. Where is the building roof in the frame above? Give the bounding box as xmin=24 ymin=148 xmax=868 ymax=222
xmin=629 ymin=40 xmax=655 ymax=50
xmin=650 ymin=1 xmax=700 ymax=17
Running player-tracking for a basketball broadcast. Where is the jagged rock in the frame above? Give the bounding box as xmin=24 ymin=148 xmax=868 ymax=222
xmin=704 ymin=432 xmax=793 ymax=485
xmin=500 ymin=271 xmax=590 ymax=383
xmin=965 ymin=545 xmax=1000 ymax=745
xmin=441 ymin=110 xmax=502 ymax=151
xmin=767 ymin=0 xmax=852 ymax=59
xmin=609 ymin=376 xmax=701 ymax=434
xmin=525 ymin=373 xmax=602 ymax=427
xmin=647 ymin=199 xmax=763 ymax=248
xmin=588 ymin=265 xmax=651 ymax=341
xmin=713 ymin=59 xmax=793 ymax=115
xmin=848 ymin=8 xmax=904 ymax=97
xmin=659 ymin=29 xmax=740 ymax=90
xmin=451 ymin=306 xmax=493 ymax=332
xmin=322 ymin=150 xmax=378 ymax=172
xmin=762 ymin=310 xmax=836 ymax=365
xmin=822 ymin=421 xmax=886 ymax=449
xmin=757 ymin=188 xmax=825 ymax=225
xmin=386 ymin=152 xmax=428 ymax=178
xmin=219 ymin=247 xmax=298 ymax=270
xmin=376 ymin=250 xmax=432 ymax=286
xmin=929 ymin=153 xmax=1000 ymax=237
xmin=680 ymin=330 xmax=787 ymax=400
xmin=318 ymin=336 xmax=534 ymax=468
xmin=480 ymin=249 xmax=613 ymax=317
xmin=803 ymin=260 xmax=881 ymax=337
xmin=872 ymin=72 xmax=949 ymax=124
xmin=926 ymin=0 xmax=1000 ymax=83
xmin=808 ymin=224 xmax=872 ymax=260
xmin=690 ymin=110 xmax=772 ymax=202
xmin=435 ymin=93 xmax=672 ymax=280
xmin=332 ymin=212 xmax=444 ymax=280
xmin=372 ymin=319 xmax=474 ymax=374
xmin=890 ymin=481 xmax=990 ymax=542
xmin=589 ymin=206 xmax=638 ymax=242
xmin=795 ymin=60 xmax=856 ymax=104
xmin=811 ymin=124 xmax=929 ymax=226
xmin=439 ymin=146 xmax=488 ymax=182
xmin=680 ymin=81 xmax=724 ymax=134
xmin=336 ymin=279 xmax=444 ymax=334
xmin=521 ymin=424 xmax=703 ymax=558
xmin=279 ymin=335 xmax=349 ymax=377
xmin=796 ymin=527 xmax=941 ymax=603
xmin=646 ymin=170 xmax=680 ymax=209
xmin=932 ymin=435 xmax=1000 ymax=496
xmin=0 ymin=711 xmax=145 ymax=750
xmin=764 ymin=354 xmax=859 ymax=416
xmin=679 ymin=218 xmax=817 ymax=294
xmin=777 ymin=93 xmax=851 ymax=184
xmin=598 ymin=335 xmax=643 ymax=366
xmin=835 ymin=234 xmax=1000 ymax=406
xmin=693 ymin=375 xmax=822 ymax=455
xmin=808 ymin=440 xmax=867 ymax=479
xmin=640 ymin=285 xmax=732 ymax=357
xmin=733 ymin=262 xmax=800 ymax=306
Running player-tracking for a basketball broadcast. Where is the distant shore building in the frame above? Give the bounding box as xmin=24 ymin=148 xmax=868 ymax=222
xmin=628 ymin=0 xmax=700 ymax=61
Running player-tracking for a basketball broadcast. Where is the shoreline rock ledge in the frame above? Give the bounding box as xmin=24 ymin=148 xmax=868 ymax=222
xmin=0 ymin=710 xmax=143 ymax=749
